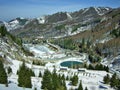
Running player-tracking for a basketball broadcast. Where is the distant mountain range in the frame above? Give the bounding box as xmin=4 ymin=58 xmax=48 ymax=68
xmin=0 ymin=7 xmax=114 ymax=38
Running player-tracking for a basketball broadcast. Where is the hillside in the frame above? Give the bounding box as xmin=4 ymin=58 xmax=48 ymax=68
xmin=0 ymin=26 xmax=33 ymax=64
xmin=3 ymin=7 xmax=111 ymax=38
xmin=1 ymin=6 xmax=120 ymax=90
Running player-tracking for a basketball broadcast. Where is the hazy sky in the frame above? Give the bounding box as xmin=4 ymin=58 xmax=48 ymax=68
xmin=0 ymin=0 xmax=120 ymax=21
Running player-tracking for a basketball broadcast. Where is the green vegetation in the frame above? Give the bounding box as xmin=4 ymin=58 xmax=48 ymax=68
xmin=7 ymin=67 xmax=12 ymax=74
xmin=16 ymin=18 xmax=28 ymax=25
xmin=39 ymin=71 xmax=42 ymax=77
xmin=55 ymin=24 xmax=65 ymax=30
xmin=85 ymin=87 xmax=88 ymax=90
xmin=52 ymin=38 xmax=77 ymax=50
xmin=110 ymin=73 xmax=120 ymax=89
xmin=0 ymin=26 xmax=34 ymax=57
xmin=0 ymin=58 xmax=8 ymax=85
xmin=110 ymin=28 xmax=120 ymax=38
xmin=0 ymin=26 xmax=22 ymax=46
xmin=32 ymin=60 xmax=46 ymax=66
xmin=79 ymin=38 xmax=102 ymax=63
xmin=88 ymin=54 xmax=101 ymax=63
xmin=18 ymin=61 xmax=35 ymax=88
xmin=72 ymin=24 xmax=81 ymax=33
xmin=103 ymin=73 xmax=120 ymax=89
xmin=79 ymin=38 xmax=91 ymax=53
xmin=78 ymin=81 xmax=83 ymax=90
xmin=103 ymin=74 xmax=110 ymax=84
xmin=86 ymin=64 xmax=109 ymax=72
xmin=0 ymin=26 xmax=8 ymax=37
xmin=41 ymin=69 xmax=66 ymax=90
xmin=71 ymin=75 xmax=78 ymax=86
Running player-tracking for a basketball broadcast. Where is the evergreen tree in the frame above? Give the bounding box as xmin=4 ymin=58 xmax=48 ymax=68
xmin=52 ymin=69 xmax=60 ymax=90
xmin=103 ymin=74 xmax=110 ymax=84
xmin=66 ymin=75 xmax=69 ymax=80
xmin=116 ymin=79 xmax=120 ymax=90
xmin=110 ymin=73 xmax=119 ymax=88
xmin=7 ymin=67 xmax=12 ymax=74
xmin=41 ymin=69 xmax=52 ymax=90
xmin=0 ymin=60 xmax=7 ymax=84
xmin=71 ymin=75 xmax=78 ymax=86
xmin=41 ymin=69 xmax=66 ymax=90
xmin=61 ymin=74 xmax=65 ymax=80
xmin=34 ymin=87 xmax=37 ymax=90
xmin=78 ymin=81 xmax=83 ymax=90
xmin=88 ymin=64 xmax=94 ymax=70
xmin=18 ymin=61 xmax=32 ymax=88
xmin=85 ymin=87 xmax=88 ymax=90
xmin=104 ymin=66 xmax=109 ymax=72
xmin=62 ymin=80 xmax=67 ymax=90
xmin=0 ymin=26 xmax=7 ymax=37
xmin=39 ymin=71 xmax=42 ymax=77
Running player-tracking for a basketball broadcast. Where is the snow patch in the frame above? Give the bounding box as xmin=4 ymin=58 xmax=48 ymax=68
xmin=37 ymin=16 xmax=45 ymax=24
xmin=66 ymin=13 xmax=72 ymax=19
xmin=82 ymin=8 xmax=89 ymax=14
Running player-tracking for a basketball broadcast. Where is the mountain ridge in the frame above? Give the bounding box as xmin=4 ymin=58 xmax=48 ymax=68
xmin=1 ymin=6 xmax=112 ymax=38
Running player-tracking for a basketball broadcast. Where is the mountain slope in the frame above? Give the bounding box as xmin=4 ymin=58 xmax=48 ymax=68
xmin=4 ymin=17 xmax=29 ymax=31
xmin=0 ymin=26 xmax=28 ymax=63
xmin=3 ymin=7 xmax=111 ymax=38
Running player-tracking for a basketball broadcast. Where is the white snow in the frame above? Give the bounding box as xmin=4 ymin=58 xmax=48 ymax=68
xmin=69 ymin=25 xmax=91 ymax=36
xmin=82 ymin=8 xmax=89 ymax=14
xmin=37 ymin=16 xmax=45 ymax=24
xmin=94 ymin=7 xmax=104 ymax=16
xmin=1 ymin=57 xmax=115 ymax=90
xmin=9 ymin=20 xmax=19 ymax=25
xmin=11 ymin=60 xmax=22 ymax=74
xmin=66 ymin=13 xmax=72 ymax=19
xmin=24 ymin=44 xmax=66 ymax=59
xmin=0 ymin=84 xmax=32 ymax=90
xmin=0 ymin=35 xmax=116 ymax=90
xmin=97 ymin=37 xmax=113 ymax=43
xmin=105 ymin=7 xmax=110 ymax=11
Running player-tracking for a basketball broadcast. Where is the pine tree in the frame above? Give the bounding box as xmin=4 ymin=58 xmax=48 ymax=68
xmin=18 ymin=61 xmax=32 ymax=88
xmin=7 ymin=67 xmax=12 ymax=74
xmin=61 ymin=74 xmax=65 ymax=80
xmin=41 ymin=69 xmax=52 ymax=90
xmin=0 ymin=26 xmax=7 ymax=37
xmin=116 ymin=79 xmax=120 ymax=90
xmin=39 ymin=71 xmax=42 ymax=77
xmin=52 ymin=69 xmax=60 ymax=90
xmin=88 ymin=64 xmax=94 ymax=70
xmin=66 ymin=75 xmax=69 ymax=80
xmin=0 ymin=60 xmax=7 ymax=85
xmin=103 ymin=74 xmax=110 ymax=84
xmin=110 ymin=73 xmax=119 ymax=88
xmin=34 ymin=87 xmax=37 ymax=90
xmin=62 ymin=80 xmax=67 ymax=90
xmin=85 ymin=87 xmax=88 ymax=90
xmin=71 ymin=75 xmax=78 ymax=86
xmin=78 ymin=81 xmax=83 ymax=90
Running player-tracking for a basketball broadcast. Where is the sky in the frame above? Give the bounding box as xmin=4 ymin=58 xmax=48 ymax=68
xmin=0 ymin=0 xmax=120 ymax=21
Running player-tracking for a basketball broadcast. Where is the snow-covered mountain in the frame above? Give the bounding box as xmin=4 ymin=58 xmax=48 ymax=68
xmin=4 ymin=17 xmax=29 ymax=31
xmin=3 ymin=7 xmax=111 ymax=38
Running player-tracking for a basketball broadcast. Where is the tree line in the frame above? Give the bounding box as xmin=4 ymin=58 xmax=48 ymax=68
xmin=103 ymin=73 xmax=120 ymax=90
